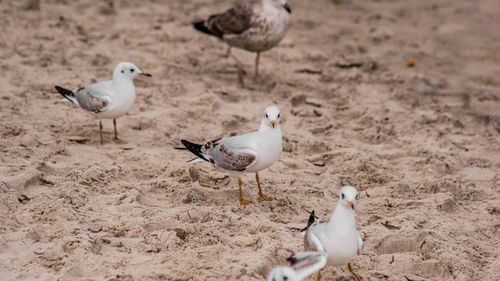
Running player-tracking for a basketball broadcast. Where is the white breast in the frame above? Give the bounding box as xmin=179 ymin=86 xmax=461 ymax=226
xmin=95 ymin=83 xmax=136 ymax=119
xmin=246 ymin=129 xmax=282 ymax=172
xmin=321 ymin=229 xmax=359 ymax=266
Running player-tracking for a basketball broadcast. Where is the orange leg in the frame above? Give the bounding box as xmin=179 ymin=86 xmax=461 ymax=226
xmin=317 ymin=270 xmax=321 ymax=281
xmin=99 ymin=120 xmax=103 ymax=145
xmin=348 ymin=263 xmax=362 ymax=281
xmin=256 ymin=172 xmax=272 ymax=201
xmin=113 ymin=118 xmax=119 ymax=141
xmin=238 ymin=178 xmax=252 ymax=205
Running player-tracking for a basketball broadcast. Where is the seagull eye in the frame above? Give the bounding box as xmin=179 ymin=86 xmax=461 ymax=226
xmin=341 ymin=193 xmax=345 ymax=199
xmin=356 ymin=194 xmax=359 ymax=200
xmin=277 ymin=113 xmax=280 ymax=118
xmin=283 ymin=277 xmax=288 ymax=281
xmin=130 ymin=68 xmax=134 ymax=72
xmin=121 ymin=70 xmax=124 ymax=73
xmin=265 ymin=114 xmax=268 ymax=118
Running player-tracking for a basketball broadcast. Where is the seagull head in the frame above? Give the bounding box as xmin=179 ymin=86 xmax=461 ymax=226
xmin=266 ymin=0 xmax=291 ymax=14
xmin=113 ymin=62 xmax=152 ymax=81
xmin=339 ymin=185 xmax=359 ymax=210
xmin=267 ymin=266 xmax=299 ymax=281
xmin=263 ymin=105 xmax=281 ymax=129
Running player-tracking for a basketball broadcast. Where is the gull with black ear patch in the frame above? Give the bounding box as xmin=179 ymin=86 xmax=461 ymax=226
xmin=55 ymin=62 xmax=151 ymax=144
xmin=178 ymin=105 xmax=282 ymax=205
xmin=193 ymin=0 xmax=291 ymax=84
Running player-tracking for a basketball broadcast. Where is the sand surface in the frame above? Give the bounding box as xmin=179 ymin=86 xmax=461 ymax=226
xmin=0 ymin=0 xmax=499 ymax=280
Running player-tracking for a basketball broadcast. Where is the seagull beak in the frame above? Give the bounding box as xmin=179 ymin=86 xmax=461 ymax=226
xmin=271 ymin=120 xmax=276 ymax=128
xmin=139 ymin=72 xmax=152 ymax=77
xmin=283 ymin=3 xmax=292 ymax=13
xmin=348 ymin=201 xmax=354 ymax=209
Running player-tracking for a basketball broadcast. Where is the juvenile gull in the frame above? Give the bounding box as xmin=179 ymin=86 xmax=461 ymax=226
xmin=267 ymin=234 xmax=327 ymax=281
xmin=297 ymin=186 xmax=363 ymax=281
xmin=193 ymin=0 xmax=291 ymax=83
xmin=179 ymin=106 xmax=282 ymax=205
xmin=55 ymin=62 xmax=151 ymax=144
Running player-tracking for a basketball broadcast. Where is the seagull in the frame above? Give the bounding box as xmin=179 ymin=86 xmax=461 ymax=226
xmin=267 ymin=233 xmax=327 ymax=281
xmin=193 ymin=0 xmax=291 ymax=83
xmin=179 ymin=105 xmax=282 ymax=205
xmin=54 ymin=62 xmax=151 ymax=144
xmin=298 ymin=186 xmax=363 ymax=281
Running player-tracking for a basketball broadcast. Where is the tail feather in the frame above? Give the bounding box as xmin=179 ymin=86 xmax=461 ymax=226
xmin=181 ymin=139 xmax=209 ymax=162
xmin=55 ymin=86 xmax=75 ymax=104
xmin=193 ymin=20 xmax=215 ymax=36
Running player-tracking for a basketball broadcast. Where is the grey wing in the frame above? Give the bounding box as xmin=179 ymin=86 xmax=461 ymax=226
xmin=305 ymin=223 xmax=327 ymax=252
xmin=357 ymin=232 xmax=363 ymax=255
xmin=208 ymin=143 xmax=257 ymax=171
xmin=207 ymin=4 xmax=253 ymax=37
xmin=290 ymin=251 xmax=327 ymax=280
xmin=75 ymin=82 xmax=112 ymax=113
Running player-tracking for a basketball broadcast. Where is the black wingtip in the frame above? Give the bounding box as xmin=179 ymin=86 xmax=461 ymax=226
xmin=54 ymin=85 xmax=75 ymax=104
xmin=299 ymin=210 xmax=315 ymax=232
xmin=193 ymin=21 xmax=214 ymax=36
xmin=180 ymin=139 xmax=209 ymax=162
xmin=286 ymin=254 xmax=298 ymax=265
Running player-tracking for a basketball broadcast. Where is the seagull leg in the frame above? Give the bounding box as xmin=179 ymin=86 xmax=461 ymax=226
xmin=254 ymin=52 xmax=260 ymax=81
xmin=317 ymin=270 xmax=322 ymax=281
xmin=229 ymin=52 xmax=246 ymax=85
xmin=348 ymin=263 xmax=362 ymax=281
xmin=113 ymin=118 xmax=119 ymax=141
xmin=256 ymin=172 xmax=272 ymax=201
xmin=99 ymin=120 xmax=103 ymax=145
xmin=238 ymin=178 xmax=252 ymax=205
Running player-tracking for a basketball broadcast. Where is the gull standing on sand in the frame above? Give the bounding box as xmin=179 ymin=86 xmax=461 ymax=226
xmin=295 ymin=186 xmax=363 ymax=281
xmin=179 ymin=106 xmax=282 ymax=205
xmin=55 ymin=62 xmax=151 ymax=144
xmin=193 ymin=0 xmax=291 ymax=83
xmin=267 ymin=234 xmax=327 ymax=281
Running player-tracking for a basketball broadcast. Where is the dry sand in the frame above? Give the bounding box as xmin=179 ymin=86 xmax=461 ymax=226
xmin=0 ymin=0 xmax=499 ymax=280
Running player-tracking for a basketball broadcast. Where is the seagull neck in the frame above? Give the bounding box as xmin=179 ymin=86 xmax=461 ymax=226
xmin=330 ymin=204 xmax=356 ymax=227
xmin=258 ymin=121 xmax=279 ymax=133
xmin=112 ymin=75 xmax=134 ymax=88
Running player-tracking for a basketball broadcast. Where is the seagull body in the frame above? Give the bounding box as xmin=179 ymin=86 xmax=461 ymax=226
xmin=193 ymin=0 xmax=291 ymax=83
xmin=180 ymin=106 xmax=282 ymax=205
xmin=55 ymin=62 xmax=151 ymax=144
xmin=300 ymin=186 xmax=363 ymax=281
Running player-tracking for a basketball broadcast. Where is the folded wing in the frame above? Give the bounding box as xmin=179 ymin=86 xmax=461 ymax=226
xmin=209 ymin=142 xmax=258 ymax=171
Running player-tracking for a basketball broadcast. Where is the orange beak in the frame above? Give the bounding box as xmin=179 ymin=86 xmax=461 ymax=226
xmin=271 ymin=120 xmax=276 ymax=128
xmin=139 ymin=72 xmax=152 ymax=77
xmin=348 ymin=201 xmax=354 ymax=208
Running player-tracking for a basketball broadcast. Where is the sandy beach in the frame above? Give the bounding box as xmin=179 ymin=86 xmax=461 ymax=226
xmin=0 ymin=0 xmax=499 ymax=280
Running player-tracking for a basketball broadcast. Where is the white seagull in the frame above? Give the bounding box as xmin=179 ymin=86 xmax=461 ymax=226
xmin=298 ymin=186 xmax=363 ymax=281
xmin=179 ymin=105 xmax=282 ymax=205
xmin=193 ymin=0 xmax=291 ymax=83
xmin=55 ymin=62 xmax=151 ymax=144
xmin=267 ymin=233 xmax=327 ymax=281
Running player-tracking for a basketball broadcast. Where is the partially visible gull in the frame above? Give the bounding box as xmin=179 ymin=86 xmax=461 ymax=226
xmin=267 ymin=233 xmax=327 ymax=281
